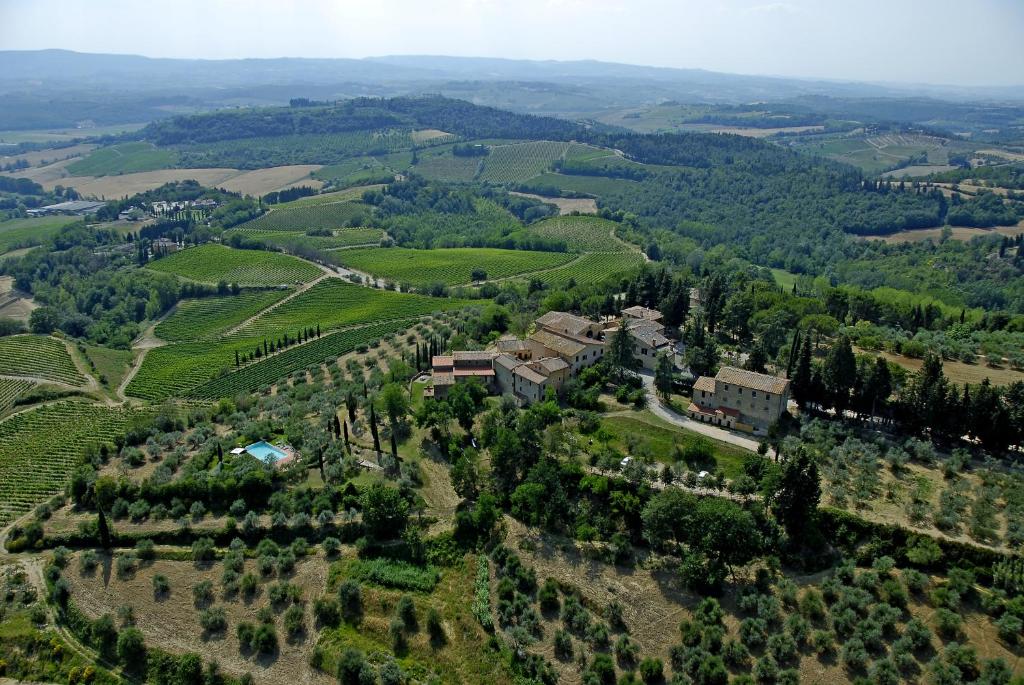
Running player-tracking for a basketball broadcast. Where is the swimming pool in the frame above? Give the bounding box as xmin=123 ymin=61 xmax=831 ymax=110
xmin=244 ymin=441 xmax=288 ymax=464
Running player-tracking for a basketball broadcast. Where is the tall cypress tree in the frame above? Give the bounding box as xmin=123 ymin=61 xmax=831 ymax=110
xmin=343 ymin=420 xmax=350 ymax=452
xmin=792 ymin=332 xmax=813 ymax=409
xmin=369 ymin=404 xmax=381 ymax=454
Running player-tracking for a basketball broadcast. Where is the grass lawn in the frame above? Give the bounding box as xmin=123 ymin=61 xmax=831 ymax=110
xmin=770 ymin=267 xmax=799 ymax=290
xmin=83 ymin=344 xmax=133 ymax=391
xmin=601 ymin=411 xmax=748 ymax=477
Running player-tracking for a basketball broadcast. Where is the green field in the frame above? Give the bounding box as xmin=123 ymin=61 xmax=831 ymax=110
xmin=66 ymin=141 xmax=178 ymax=176
xmin=0 ymin=216 xmax=80 ymax=253
xmin=235 ymin=278 xmax=467 ymax=339
xmin=232 ymin=227 xmax=384 ymax=251
xmin=333 ymin=246 xmax=574 ymax=286
xmin=770 ymin=267 xmax=799 ymax=290
xmin=129 ymin=280 xmax=460 ymax=400
xmin=274 ymin=185 xmax=383 ymax=208
xmin=525 ymin=215 xmax=628 ymax=252
xmin=477 ymin=141 xmax=569 ymax=184
xmin=154 ymin=289 xmax=292 ymax=342
xmin=0 ymin=402 xmax=146 ymax=525
xmin=236 ymin=202 xmax=373 ymax=232
xmin=0 ymin=378 xmax=34 ymax=414
xmin=528 ymin=172 xmax=641 ymax=197
xmin=602 ymin=413 xmax=747 ymax=478
xmin=0 ymin=335 xmax=85 ymax=385
xmin=533 ymin=251 xmax=645 ymax=287
xmin=146 ymin=244 xmax=323 ymax=286
xmin=414 ymin=151 xmax=482 ymax=182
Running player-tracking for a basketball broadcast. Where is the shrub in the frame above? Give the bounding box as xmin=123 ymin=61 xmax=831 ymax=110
xmin=390 ymin=616 xmax=407 ymax=652
xmin=554 ymin=628 xmax=573 ymax=659
xmin=237 ymin=622 xmax=256 ymax=651
xmin=841 ymin=637 xmax=869 ymax=671
xmin=739 ymin=617 xmax=767 ymax=649
xmin=200 ymin=607 xmax=227 ymax=633
xmin=606 ymin=599 xmax=627 ymax=631
xmin=322 ymin=537 xmax=341 ymax=557
xmin=587 ymin=621 xmax=610 ymax=650
xmin=902 ymin=568 xmax=929 ymax=594
xmin=767 ymin=632 xmax=798 ymax=664
xmin=349 ymin=558 xmax=439 ymax=592
xmin=283 ymin=604 xmax=304 ymax=637
xmin=115 ymin=553 xmax=136 ymax=579
xmin=753 ymin=654 xmax=778 ymax=684
xmin=785 ymin=614 xmax=810 ymax=646
xmin=222 ymin=550 xmax=244 ymax=574
xmin=379 ymin=659 xmax=402 ymax=685
xmin=116 ymin=627 xmax=146 ymax=666
xmin=152 ymin=574 xmax=170 ymax=597
xmin=338 ymin=579 xmax=362 ymax=622
xmin=314 ymin=597 xmax=341 ymax=627
xmin=396 ymin=594 xmax=418 ymax=632
xmin=638 ymin=657 xmax=663 ymax=684
xmin=539 ymin=578 xmax=560 ymax=613
xmin=426 ymin=607 xmax=445 ymax=646
xmin=723 ymin=638 xmax=750 ymax=668
xmin=240 ymin=573 xmax=259 ymax=598
xmin=615 ymin=634 xmax=638 ymax=665
xmin=253 ymin=624 xmax=277 ymax=654
xmin=933 ymin=608 xmax=962 ymax=639
xmin=995 ymin=613 xmax=1022 ymax=645
xmin=191 ymin=537 xmax=215 ymax=563
xmin=79 ymin=550 xmax=99 ymax=573
xmin=904 ymin=617 xmax=933 ymax=651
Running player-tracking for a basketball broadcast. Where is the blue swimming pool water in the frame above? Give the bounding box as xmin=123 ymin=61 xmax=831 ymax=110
xmin=245 ymin=441 xmax=287 ymax=464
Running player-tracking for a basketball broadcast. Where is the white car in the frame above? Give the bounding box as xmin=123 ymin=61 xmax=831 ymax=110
xmin=620 ymin=457 xmax=633 ymax=468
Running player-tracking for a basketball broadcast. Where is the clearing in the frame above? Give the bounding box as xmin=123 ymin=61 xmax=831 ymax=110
xmin=509 ymin=192 xmax=598 ymax=215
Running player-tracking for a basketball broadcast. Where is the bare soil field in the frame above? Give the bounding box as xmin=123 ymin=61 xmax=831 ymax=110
xmin=509 ymin=192 xmax=598 ymax=214
xmin=857 ymin=223 xmax=1024 ymax=244
xmin=65 ymin=554 xmax=333 ymax=685
xmin=216 ymin=166 xmax=323 ymax=196
xmin=0 ymin=276 xmax=37 ymax=322
xmin=0 ymin=143 xmax=96 ymax=169
xmin=411 ymin=129 xmax=452 ymax=144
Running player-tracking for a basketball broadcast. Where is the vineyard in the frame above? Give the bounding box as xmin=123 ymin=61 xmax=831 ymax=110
xmin=533 ymin=251 xmax=645 ymax=287
xmin=230 ymin=228 xmax=384 ymax=251
xmin=275 ymin=184 xmax=384 ymax=208
xmin=146 ymin=244 xmax=323 ymax=286
xmin=0 ymin=402 xmax=145 ymax=525
xmin=174 ymin=130 xmax=418 ymax=169
xmin=129 ymin=280 xmax=459 ymax=400
xmin=414 ymin=152 xmax=482 ymax=182
xmin=333 ymin=246 xmax=575 ymax=286
xmin=66 ymin=141 xmax=177 ymax=176
xmin=0 ymin=335 xmax=86 ymax=385
xmin=477 ymin=141 xmax=570 ymax=184
xmin=236 ymin=279 xmax=465 ymax=338
xmin=154 ymin=290 xmax=292 ymax=342
xmin=234 ymin=201 xmax=373 ymax=232
xmin=188 ymin=321 xmax=411 ymax=400
xmin=525 ymin=215 xmax=629 ymax=252
xmin=0 ymin=378 xmax=34 ymax=414
xmin=0 ymin=216 xmax=80 ymax=254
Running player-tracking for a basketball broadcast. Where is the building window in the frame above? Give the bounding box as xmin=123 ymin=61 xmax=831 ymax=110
xmin=739 ymin=388 xmax=743 ymax=395
xmin=752 ymin=391 xmax=757 ymax=398
xmin=724 ymin=385 xmax=730 ymax=390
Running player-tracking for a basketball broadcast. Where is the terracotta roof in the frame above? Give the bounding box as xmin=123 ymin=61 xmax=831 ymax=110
xmin=453 ymin=350 xmax=496 ymax=362
xmin=495 ymin=337 xmax=529 ymax=352
xmin=622 ymin=305 xmax=663 ymax=321
xmin=453 ymin=368 xmax=494 ymax=377
xmin=493 ymin=353 xmax=524 ymax=371
xmin=515 ymin=365 xmax=547 ymax=384
xmin=535 ymin=357 xmax=569 ymax=374
xmin=529 ymin=329 xmax=586 ymax=357
xmin=715 ymin=366 xmax=789 ymax=394
xmin=432 ymin=355 xmax=453 ymax=368
xmin=535 ymin=310 xmax=596 ymax=336
xmin=693 ymin=376 xmax=716 ymax=393
xmin=629 ymin=325 xmax=670 ymax=348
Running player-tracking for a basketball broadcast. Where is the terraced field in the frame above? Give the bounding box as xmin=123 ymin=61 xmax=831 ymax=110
xmin=235 ymin=202 xmax=373 ymax=232
xmin=333 ymin=246 xmax=574 ymax=286
xmin=0 ymin=215 xmax=80 ymax=253
xmin=534 ymin=251 xmax=645 ymax=287
xmin=236 ymin=278 xmax=467 ymax=338
xmin=154 ymin=289 xmax=293 ymax=342
xmin=0 ymin=335 xmax=85 ymax=385
xmin=0 ymin=402 xmax=145 ymax=525
xmin=525 ymin=215 xmax=628 ymax=252
xmin=146 ymin=244 xmax=323 ymax=286
xmin=231 ymin=228 xmax=384 ymax=251
xmin=0 ymin=378 xmax=34 ymax=414
xmin=478 ymin=141 xmax=570 ymax=184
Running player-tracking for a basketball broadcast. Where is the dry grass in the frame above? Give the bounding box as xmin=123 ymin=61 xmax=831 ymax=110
xmin=217 ymin=166 xmax=323 ymax=196
xmin=509 ymin=192 xmax=598 ymax=215
xmin=0 ymin=143 xmax=95 ymax=168
xmin=0 ymin=158 xmax=79 ymax=186
xmin=411 ymin=129 xmax=452 ymax=144
xmin=65 ymin=554 xmax=333 ymax=685
xmin=858 ymin=224 xmax=1024 ymax=244
xmin=872 ymin=349 xmax=1024 ymax=386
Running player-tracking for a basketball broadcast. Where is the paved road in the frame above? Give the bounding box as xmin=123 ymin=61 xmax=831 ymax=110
xmin=637 ymin=371 xmax=771 ymax=456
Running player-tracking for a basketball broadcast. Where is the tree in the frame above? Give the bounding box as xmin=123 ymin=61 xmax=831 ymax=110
xmin=360 ymin=483 xmax=409 ymax=540
xmin=791 ymin=332 xmax=813 ymax=409
xmin=861 ymin=356 xmax=892 ymax=421
xmin=448 ymin=378 xmax=488 ymax=434
xmin=369 ymin=403 xmax=381 ymax=454
xmin=93 ymin=477 xmax=117 ymax=549
xmin=654 ymin=352 xmax=675 ymax=400
xmin=379 ymin=382 xmax=410 ymax=428
xmin=116 ymin=626 xmax=146 ymax=668
xmin=607 ymin=327 xmax=638 ymax=381
xmin=762 ymin=447 xmax=820 ymax=544
xmin=822 ymin=335 xmax=856 ymax=417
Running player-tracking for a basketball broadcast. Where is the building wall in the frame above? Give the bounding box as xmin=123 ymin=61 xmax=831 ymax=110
xmin=632 ymin=342 xmax=667 ymax=370
xmin=494 ymin=363 xmax=516 ymax=396
xmin=709 ymin=379 xmax=789 ymax=432
xmin=568 ymin=341 xmax=604 ymax=374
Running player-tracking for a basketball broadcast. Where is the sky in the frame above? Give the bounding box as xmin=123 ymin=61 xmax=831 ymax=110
xmin=1 ymin=0 xmax=1023 ymax=87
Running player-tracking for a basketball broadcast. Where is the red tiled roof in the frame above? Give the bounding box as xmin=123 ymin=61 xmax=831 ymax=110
xmin=453 ymin=368 xmax=494 ymax=377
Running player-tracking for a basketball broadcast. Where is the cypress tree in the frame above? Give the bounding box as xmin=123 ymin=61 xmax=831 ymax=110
xmin=97 ymin=508 xmax=111 ymax=549
xmin=263 ymin=340 xmax=268 ymax=356
xmin=369 ymin=404 xmax=381 ymax=454
xmin=792 ymin=332 xmax=813 ymax=409
xmin=333 ymin=415 xmax=341 ymax=439
xmin=235 ymin=350 xmax=240 ymax=367
xmin=343 ymin=420 xmax=350 ymax=452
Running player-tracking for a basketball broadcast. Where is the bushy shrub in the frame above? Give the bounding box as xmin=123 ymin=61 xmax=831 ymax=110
xmin=191 ymin=537 xmax=215 ymax=563
xmin=283 ymin=604 xmax=304 ymax=637
xmin=338 ymin=579 xmax=362 ymax=622
xmin=933 ymin=608 xmax=962 ymax=639
xmin=396 ymin=595 xmax=417 ymax=632
xmin=314 ymin=597 xmax=341 ymax=627
xmin=638 ymin=657 xmax=663 ymax=684
xmin=200 ymin=607 xmax=227 ymax=633
xmin=152 ymin=574 xmax=170 ymax=597
xmin=135 ymin=538 xmax=156 ymax=561
xmin=193 ymin=580 xmax=214 ymax=606
xmin=767 ymin=632 xmax=798 ymax=664
xmin=722 ymin=638 xmax=750 ymax=668
xmin=554 ymin=628 xmax=573 ymax=659
xmin=841 ymin=637 xmax=869 ymax=671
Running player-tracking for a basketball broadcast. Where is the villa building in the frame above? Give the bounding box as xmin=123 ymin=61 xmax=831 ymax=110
xmin=687 ymin=366 xmax=790 ymax=434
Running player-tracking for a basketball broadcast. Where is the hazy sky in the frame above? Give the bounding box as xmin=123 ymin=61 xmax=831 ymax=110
xmin=2 ymin=0 xmax=1023 ymax=86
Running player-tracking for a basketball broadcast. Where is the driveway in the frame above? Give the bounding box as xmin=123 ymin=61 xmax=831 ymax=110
xmin=637 ymin=371 xmax=770 ymax=456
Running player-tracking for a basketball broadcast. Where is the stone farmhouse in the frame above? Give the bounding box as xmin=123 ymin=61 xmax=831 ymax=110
xmin=687 ymin=366 xmax=790 ymax=434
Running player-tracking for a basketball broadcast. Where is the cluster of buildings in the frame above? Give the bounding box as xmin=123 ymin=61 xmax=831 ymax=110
xmin=26 ymin=200 xmax=106 ymax=216
xmin=151 ymin=198 xmax=219 ymax=214
xmin=428 ymin=306 xmax=791 ymax=435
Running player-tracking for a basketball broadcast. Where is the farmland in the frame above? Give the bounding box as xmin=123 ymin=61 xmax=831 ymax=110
xmin=0 ymin=402 xmax=145 ymax=525
xmin=146 ymin=244 xmax=323 ymax=286
xmin=477 ymin=141 xmax=569 ymax=184
xmin=414 ymin=151 xmax=482 ymax=182
xmin=0 ymin=335 xmax=85 ymax=385
xmin=0 ymin=378 xmax=34 ymax=414
xmin=175 ymin=130 xmax=417 ymax=169
xmin=274 ymin=184 xmax=384 ymax=208
xmin=65 ymin=141 xmax=177 ymax=176
xmin=234 ymin=201 xmax=373 ymax=232
xmin=332 ymin=246 xmax=575 ymax=286
xmin=532 ymin=250 xmax=645 ymax=286
xmin=528 ymin=171 xmax=642 ymax=197
xmin=231 ymin=227 xmax=385 ymax=251
xmin=234 ymin=278 xmax=467 ymax=338
xmin=525 ymin=215 xmax=629 ymax=252
xmin=154 ymin=289 xmax=293 ymax=342
xmin=0 ymin=215 xmax=80 ymax=253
